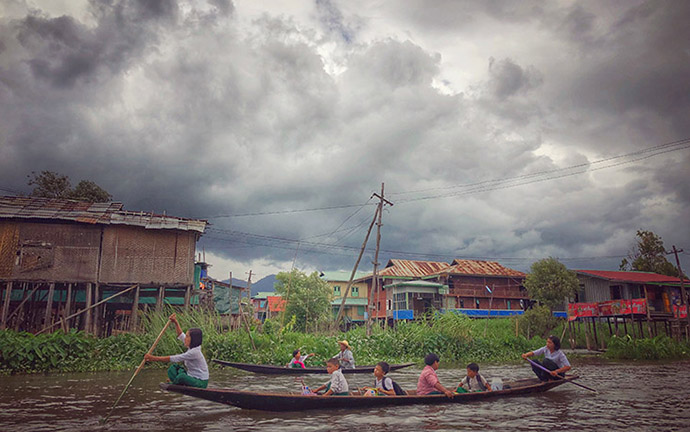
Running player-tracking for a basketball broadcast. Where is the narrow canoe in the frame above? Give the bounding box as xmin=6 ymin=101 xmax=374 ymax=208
xmin=160 ymin=376 xmax=577 ymax=411
xmin=212 ymin=359 xmax=416 ymax=375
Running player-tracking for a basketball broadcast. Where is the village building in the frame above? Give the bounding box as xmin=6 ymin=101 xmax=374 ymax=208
xmin=321 ymin=271 xmax=369 ymax=325
xmin=0 ymin=196 xmax=207 ymax=335
xmin=355 ymin=258 xmax=528 ymax=322
xmin=429 ymin=259 xmax=528 ymax=317
xmin=251 ymin=291 xmax=285 ymax=322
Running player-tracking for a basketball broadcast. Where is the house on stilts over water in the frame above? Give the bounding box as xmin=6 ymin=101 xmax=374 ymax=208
xmin=0 ymin=196 xmax=208 ymax=336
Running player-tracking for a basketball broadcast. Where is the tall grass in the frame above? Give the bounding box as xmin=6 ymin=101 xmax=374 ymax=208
xmin=1 ymin=308 xmax=688 ymax=375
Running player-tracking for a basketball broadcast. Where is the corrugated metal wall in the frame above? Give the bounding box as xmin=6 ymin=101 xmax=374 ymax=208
xmin=0 ymin=221 xmax=100 ymax=281
xmin=582 ymin=277 xmax=613 ymax=302
xmin=99 ymin=225 xmax=195 ymax=285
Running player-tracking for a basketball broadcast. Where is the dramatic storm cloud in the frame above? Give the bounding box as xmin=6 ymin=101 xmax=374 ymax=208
xmin=1 ymin=0 xmax=688 ymax=280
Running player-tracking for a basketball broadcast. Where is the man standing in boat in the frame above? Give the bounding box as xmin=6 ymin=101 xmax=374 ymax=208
xmin=334 ymin=340 xmax=355 ymax=369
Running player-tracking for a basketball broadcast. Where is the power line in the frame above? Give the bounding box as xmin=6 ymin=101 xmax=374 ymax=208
xmin=205 ymin=227 xmax=628 ymax=263
xmin=203 ymin=137 xmax=690 ymax=218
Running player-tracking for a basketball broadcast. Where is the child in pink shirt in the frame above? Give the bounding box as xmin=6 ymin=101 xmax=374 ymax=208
xmin=416 ymin=353 xmax=455 ymax=398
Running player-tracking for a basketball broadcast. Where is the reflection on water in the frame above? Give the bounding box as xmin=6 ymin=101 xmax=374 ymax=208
xmin=1 ymin=359 xmax=689 ymax=431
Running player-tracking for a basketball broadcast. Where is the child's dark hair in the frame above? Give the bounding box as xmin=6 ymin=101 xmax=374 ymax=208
xmin=424 ymin=353 xmax=440 ymax=366
xmin=467 ymin=362 xmax=479 ymax=373
xmin=188 ymin=328 xmax=203 ymax=349
xmin=293 ymin=349 xmax=301 ymax=357
xmin=327 ymin=357 xmax=340 ymax=367
xmin=377 ymin=361 xmax=390 ymax=374
xmin=548 ymin=335 xmax=561 ymax=351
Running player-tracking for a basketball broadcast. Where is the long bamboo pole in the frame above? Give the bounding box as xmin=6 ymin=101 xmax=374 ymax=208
xmin=101 ymin=319 xmax=172 ymax=423
xmin=525 ymin=358 xmax=597 ymax=393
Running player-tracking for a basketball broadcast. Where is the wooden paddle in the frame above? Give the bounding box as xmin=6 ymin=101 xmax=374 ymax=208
xmin=525 ymin=358 xmax=597 ymax=393
xmin=101 ymin=320 xmax=172 ymax=423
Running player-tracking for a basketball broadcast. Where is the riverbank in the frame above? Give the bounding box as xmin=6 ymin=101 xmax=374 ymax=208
xmin=1 ymin=311 xmax=688 ymax=374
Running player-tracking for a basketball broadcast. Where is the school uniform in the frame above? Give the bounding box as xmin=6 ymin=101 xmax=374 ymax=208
xmin=168 ymin=332 xmax=209 ymax=388
xmin=458 ymin=374 xmax=489 ymax=392
xmin=323 ymin=368 xmax=349 ymax=395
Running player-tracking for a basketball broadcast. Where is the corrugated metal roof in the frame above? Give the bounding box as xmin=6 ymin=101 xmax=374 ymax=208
xmin=384 ymin=280 xmax=446 ymax=288
xmin=321 ymin=271 xmax=369 ymax=282
xmin=0 ymin=196 xmax=207 ymax=233
xmin=439 ymin=259 xmax=526 ymax=277
xmin=576 ymin=270 xmax=681 ymax=284
xmin=377 ymin=259 xmax=451 ymax=278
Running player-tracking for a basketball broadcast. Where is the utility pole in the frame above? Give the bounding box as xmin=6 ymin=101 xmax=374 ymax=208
xmin=366 ymin=183 xmax=393 ymax=336
xmin=335 ymin=205 xmax=379 ymax=327
xmin=240 ymin=270 xmax=256 ymax=349
xmin=669 ymin=246 xmax=690 ymax=339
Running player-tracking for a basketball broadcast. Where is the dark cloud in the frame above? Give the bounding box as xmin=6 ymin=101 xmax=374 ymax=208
xmin=0 ymin=0 xmax=688 ymax=274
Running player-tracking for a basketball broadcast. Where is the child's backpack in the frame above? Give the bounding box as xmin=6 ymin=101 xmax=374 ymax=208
xmin=380 ymin=378 xmax=406 ymax=395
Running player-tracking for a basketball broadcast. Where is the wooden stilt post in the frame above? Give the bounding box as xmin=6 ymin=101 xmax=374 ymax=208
xmin=43 ymin=282 xmax=55 ymax=329
xmin=1 ymin=281 xmax=13 ymax=330
xmin=156 ymin=286 xmax=164 ymax=313
xmin=184 ymin=285 xmax=191 ymax=311
xmin=592 ymin=317 xmax=599 ymax=348
xmin=584 ymin=318 xmax=591 ymax=350
xmin=643 ymin=285 xmax=653 ymax=338
xmin=85 ymin=283 xmax=93 ymax=335
xmin=65 ymin=284 xmax=72 ymax=329
xmin=607 ymin=316 xmax=613 ymax=336
xmin=93 ymin=284 xmax=101 ymax=336
xmin=130 ymin=284 xmax=140 ymax=331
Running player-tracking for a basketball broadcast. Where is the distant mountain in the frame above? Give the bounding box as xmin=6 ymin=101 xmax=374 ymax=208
xmin=250 ymin=274 xmax=277 ymax=296
xmin=220 ymin=274 xmax=276 ymax=296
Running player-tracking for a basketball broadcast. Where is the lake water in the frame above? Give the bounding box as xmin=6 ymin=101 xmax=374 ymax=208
xmin=1 ymin=358 xmax=689 ymax=431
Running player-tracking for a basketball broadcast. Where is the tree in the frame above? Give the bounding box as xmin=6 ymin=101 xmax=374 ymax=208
xmin=619 ymin=230 xmax=678 ymax=277
xmin=27 ymin=171 xmax=71 ymax=199
xmin=524 ymin=257 xmax=579 ymax=310
xmin=27 ymin=171 xmax=112 ymax=203
xmin=274 ymin=269 xmax=333 ymax=332
xmin=69 ymin=180 xmax=113 ymax=202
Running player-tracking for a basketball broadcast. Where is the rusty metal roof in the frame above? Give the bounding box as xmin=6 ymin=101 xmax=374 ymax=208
xmin=0 ymin=196 xmax=207 ymax=233
xmin=439 ymin=259 xmax=526 ymax=277
xmin=576 ymin=270 xmax=681 ymax=284
xmin=376 ymin=259 xmax=451 ymax=278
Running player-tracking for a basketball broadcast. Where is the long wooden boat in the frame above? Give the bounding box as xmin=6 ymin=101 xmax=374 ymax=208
xmin=160 ymin=376 xmax=577 ymax=411
xmin=213 ymin=359 xmax=415 ymax=375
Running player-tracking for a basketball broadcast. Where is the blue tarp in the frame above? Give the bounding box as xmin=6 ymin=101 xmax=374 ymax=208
xmin=393 ymin=309 xmax=414 ymax=320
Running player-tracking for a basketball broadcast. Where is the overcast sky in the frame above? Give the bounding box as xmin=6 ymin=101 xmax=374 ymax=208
xmin=1 ymin=0 xmax=689 ymax=281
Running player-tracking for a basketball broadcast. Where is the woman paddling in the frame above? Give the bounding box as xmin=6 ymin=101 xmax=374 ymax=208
xmin=521 ymin=335 xmax=571 ymax=381
xmin=144 ymin=313 xmax=209 ymax=388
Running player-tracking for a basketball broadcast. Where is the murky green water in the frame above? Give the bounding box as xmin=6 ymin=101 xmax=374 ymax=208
xmin=1 ymin=359 xmax=689 ymax=431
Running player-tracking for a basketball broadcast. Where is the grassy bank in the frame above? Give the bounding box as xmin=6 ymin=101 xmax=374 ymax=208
xmin=1 ymin=309 xmax=688 ymax=374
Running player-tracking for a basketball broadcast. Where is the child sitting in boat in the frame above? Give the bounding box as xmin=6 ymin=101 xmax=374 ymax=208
xmin=287 ymin=349 xmax=315 ymax=369
xmin=416 ymin=353 xmax=455 ymax=398
xmin=144 ymin=313 xmax=209 ymax=389
xmin=313 ymin=357 xmax=349 ymax=396
xmin=456 ymin=362 xmax=492 ymax=393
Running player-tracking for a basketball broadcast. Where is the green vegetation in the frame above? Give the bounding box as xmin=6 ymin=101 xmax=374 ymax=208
xmin=274 ymin=269 xmax=333 ymax=332
xmin=27 ymin=170 xmax=112 ymax=202
xmin=523 ymin=257 xmax=579 ymax=310
xmin=619 ymin=229 xmax=681 ymax=277
xmin=1 ymin=308 xmax=688 ymax=375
